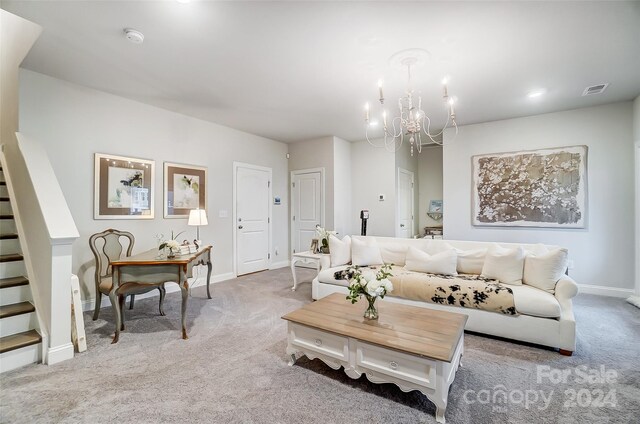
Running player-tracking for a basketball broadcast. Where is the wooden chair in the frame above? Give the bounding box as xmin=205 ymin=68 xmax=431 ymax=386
xmin=89 ymin=229 xmax=166 ymax=326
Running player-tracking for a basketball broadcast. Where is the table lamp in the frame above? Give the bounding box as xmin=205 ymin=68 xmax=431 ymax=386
xmin=188 ymin=208 xmax=208 ymax=248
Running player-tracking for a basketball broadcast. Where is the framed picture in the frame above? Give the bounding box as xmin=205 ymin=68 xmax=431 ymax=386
xmin=429 ymin=200 xmax=443 ymax=213
xmin=94 ymin=153 xmax=154 ymax=219
xmin=164 ymin=162 xmax=207 ymax=218
xmin=472 ymin=145 xmax=588 ymax=228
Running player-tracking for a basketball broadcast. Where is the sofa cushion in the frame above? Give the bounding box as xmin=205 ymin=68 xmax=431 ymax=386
xmin=329 ymin=235 xmax=351 ymax=267
xmin=352 ymin=237 xmax=384 ymax=266
xmin=510 ymin=284 xmax=561 ymax=318
xmin=481 ymin=244 xmax=525 ymax=285
xmin=379 ymin=243 xmax=408 ymax=266
xmin=405 ymin=247 xmax=458 ymax=276
xmin=524 ymin=246 xmax=568 ymax=294
xmin=456 ymin=248 xmax=486 ymax=275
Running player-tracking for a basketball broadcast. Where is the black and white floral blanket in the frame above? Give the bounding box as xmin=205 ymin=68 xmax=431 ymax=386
xmin=335 ymin=266 xmax=518 ymax=316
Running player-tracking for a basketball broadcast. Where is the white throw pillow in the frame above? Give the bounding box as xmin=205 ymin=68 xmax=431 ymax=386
xmin=456 ymin=248 xmax=487 ymax=275
xmin=351 ymin=238 xmax=384 ymax=266
xmin=405 ymin=247 xmax=458 ymax=276
xmin=524 ymin=246 xmax=568 ymax=293
xmin=426 ymin=240 xmax=455 ymax=255
xmin=481 ymin=244 xmax=525 ymax=285
xmin=329 ymin=235 xmax=351 ymax=267
xmin=379 ymin=243 xmax=408 ymax=266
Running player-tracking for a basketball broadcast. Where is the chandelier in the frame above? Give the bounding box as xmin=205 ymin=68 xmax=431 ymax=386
xmin=364 ymin=53 xmax=459 ymax=156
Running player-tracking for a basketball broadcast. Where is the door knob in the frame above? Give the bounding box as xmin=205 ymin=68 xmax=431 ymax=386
xmin=400 ymin=224 xmax=405 ymax=228
xmin=238 ymin=225 xmax=244 ymax=229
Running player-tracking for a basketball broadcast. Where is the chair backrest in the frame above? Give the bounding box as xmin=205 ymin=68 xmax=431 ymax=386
xmin=89 ymin=229 xmax=135 ymax=284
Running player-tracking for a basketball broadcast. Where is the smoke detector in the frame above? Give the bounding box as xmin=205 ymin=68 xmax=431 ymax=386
xmin=582 ymin=83 xmax=608 ymax=96
xmin=124 ymin=28 xmax=144 ymax=44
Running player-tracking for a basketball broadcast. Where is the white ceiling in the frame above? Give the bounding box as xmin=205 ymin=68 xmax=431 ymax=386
xmin=3 ymin=1 xmax=640 ymax=143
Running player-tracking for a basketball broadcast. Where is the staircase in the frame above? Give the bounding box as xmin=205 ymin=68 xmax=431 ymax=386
xmin=0 ymin=168 xmax=42 ymax=372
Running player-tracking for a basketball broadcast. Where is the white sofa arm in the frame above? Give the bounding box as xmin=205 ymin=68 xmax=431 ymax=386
xmin=555 ymin=275 xmax=579 ymax=300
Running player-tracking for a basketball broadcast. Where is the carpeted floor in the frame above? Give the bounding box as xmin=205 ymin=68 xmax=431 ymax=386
xmin=1 ymin=267 xmax=639 ymax=424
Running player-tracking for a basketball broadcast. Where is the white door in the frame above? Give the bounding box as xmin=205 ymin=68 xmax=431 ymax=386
xmin=291 ymin=170 xmax=323 ymax=254
xmin=397 ymin=168 xmax=414 ymax=238
xmin=235 ymin=164 xmax=271 ymax=276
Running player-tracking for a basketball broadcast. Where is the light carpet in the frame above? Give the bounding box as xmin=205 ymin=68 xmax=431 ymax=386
xmin=1 ymin=268 xmax=638 ymax=423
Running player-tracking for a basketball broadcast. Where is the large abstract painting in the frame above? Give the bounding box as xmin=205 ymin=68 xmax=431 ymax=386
xmin=472 ymin=145 xmax=588 ymax=228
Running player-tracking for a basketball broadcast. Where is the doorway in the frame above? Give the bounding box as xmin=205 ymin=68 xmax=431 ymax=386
xmin=396 ymin=168 xmax=415 ymax=238
xmin=233 ymin=162 xmax=272 ymax=276
xmin=290 ymin=168 xmax=325 ymax=254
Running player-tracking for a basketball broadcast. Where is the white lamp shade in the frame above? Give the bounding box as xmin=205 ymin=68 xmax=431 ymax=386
xmin=188 ymin=209 xmax=208 ymax=226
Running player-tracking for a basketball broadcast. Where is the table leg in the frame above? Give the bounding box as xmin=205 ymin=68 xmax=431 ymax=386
xmin=291 ymin=258 xmax=298 ymax=291
xmin=206 ymin=258 xmax=212 ymax=300
xmin=181 ymin=265 xmax=189 ymax=339
xmin=109 ymin=288 xmax=120 ymax=344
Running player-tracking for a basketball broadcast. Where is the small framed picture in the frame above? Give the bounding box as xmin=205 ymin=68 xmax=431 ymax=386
xmin=274 ymin=197 xmax=281 ymax=205
xmin=309 ymin=239 xmax=319 ymax=254
xmin=164 ymin=162 xmax=207 ymax=218
xmin=94 ymin=153 xmax=154 ymax=219
xmin=429 ymin=200 xmax=443 ymax=213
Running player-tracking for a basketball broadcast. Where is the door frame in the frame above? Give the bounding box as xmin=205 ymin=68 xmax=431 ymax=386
xmin=290 ymin=167 xmax=325 ymax=254
xmin=396 ymin=167 xmax=415 ymax=238
xmin=232 ymin=162 xmax=273 ymax=277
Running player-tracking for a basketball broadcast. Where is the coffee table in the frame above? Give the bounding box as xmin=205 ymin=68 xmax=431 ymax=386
xmin=282 ymin=293 xmax=467 ymax=423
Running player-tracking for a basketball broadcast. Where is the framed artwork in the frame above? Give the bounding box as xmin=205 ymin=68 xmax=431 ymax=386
xmin=472 ymin=145 xmax=588 ymax=228
xmin=94 ymin=153 xmax=154 ymax=219
xmin=429 ymin=200 xmax=443 ymax=213
xmin=164 ymin=162 xmax=207 ymax=218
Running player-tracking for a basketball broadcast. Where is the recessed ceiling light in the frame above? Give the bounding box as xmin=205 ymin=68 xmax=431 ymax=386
xmin=527 ymin=89 xmax=546 ymax=99
xmin=123 ymin=28 xmax=144 ymax=44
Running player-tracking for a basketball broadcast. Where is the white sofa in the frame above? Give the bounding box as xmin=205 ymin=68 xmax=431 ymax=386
xmin=312 ymin=236 xmax=578 ymax=355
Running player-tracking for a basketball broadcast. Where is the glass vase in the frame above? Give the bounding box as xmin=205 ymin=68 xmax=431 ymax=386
xmin=363 ymin=295 xmax=378 ymax=320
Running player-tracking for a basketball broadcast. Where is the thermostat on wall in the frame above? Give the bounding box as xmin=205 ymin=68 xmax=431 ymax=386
xmin=379 ymin=194 xmax=385 ymax=201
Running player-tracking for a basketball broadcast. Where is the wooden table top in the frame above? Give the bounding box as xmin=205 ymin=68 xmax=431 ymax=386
xmin=111 ymin=245 xmax=211 ymax=266
xmin=282 ymin=293 xmax=467 ymax=362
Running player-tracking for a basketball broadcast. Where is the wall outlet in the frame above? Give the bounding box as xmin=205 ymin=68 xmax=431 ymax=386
xmin=567 ymin=259 xmax=575 ymax=270
xmin=219 ymin=209 xmax=228 ymax=218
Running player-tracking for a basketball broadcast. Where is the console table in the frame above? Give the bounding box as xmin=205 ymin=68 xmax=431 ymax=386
xmin=290 ymin=251 xmax=330 ymax=291
xmin=109 ymin=245 xmax=212 ymax=343
xmin=282 ymin=293 xmax=467 ymax=423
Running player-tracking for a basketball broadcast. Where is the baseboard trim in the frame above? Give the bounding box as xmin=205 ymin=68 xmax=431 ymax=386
xmin=46 ymin=342 xmax=74 ymax=365
xmin=270 ymin=260 xmax=290 ymax=270
xmin=82 ymin=272 xmax=237 ymax=312
xmin=578 ymin=284 xmax=634 ymax=298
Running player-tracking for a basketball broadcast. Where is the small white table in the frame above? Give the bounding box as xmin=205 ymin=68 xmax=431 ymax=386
xmin=290 ymin=251 xmax=330 ymax=291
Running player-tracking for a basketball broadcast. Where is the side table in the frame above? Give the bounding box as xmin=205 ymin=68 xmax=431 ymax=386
xmin=290 ymin=251 xmax=330 ymax=291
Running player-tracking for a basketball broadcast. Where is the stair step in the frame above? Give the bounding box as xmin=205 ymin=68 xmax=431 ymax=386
xmin=0 ymin=330 xmax=41 ymax=354
xmin=0 ymin=234 xmax=18 ymax=240
xmin=0 ymin=276 xmax=28 ymax=289
xmin=0 ymin=197 xmax=8 ymax=202
xmin=0 ymin=182 xmax=5 ymax=186
xmin=0 ymin=254 xmax=23 ymax=263
xmin=0 ymin=302 xmax=34 ymax=319
xmin=0 ymin=215 xmax=14 ymax=220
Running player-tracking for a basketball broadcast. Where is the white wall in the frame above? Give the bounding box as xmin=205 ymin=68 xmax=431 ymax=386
xmin=18 ymin=70 xmax=290 ymax=301
xmin=333 ymin=137 xmax=352 ymax=236
xmin=443 ymin=102 xmax=635 ymax=291
xmin=634 ymin=95 xmax=640 ymax=296
xmin=418 ymin=146 xmax=443 ymax=231
xmin=350 ymin=140 xmax=396 ymax=236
